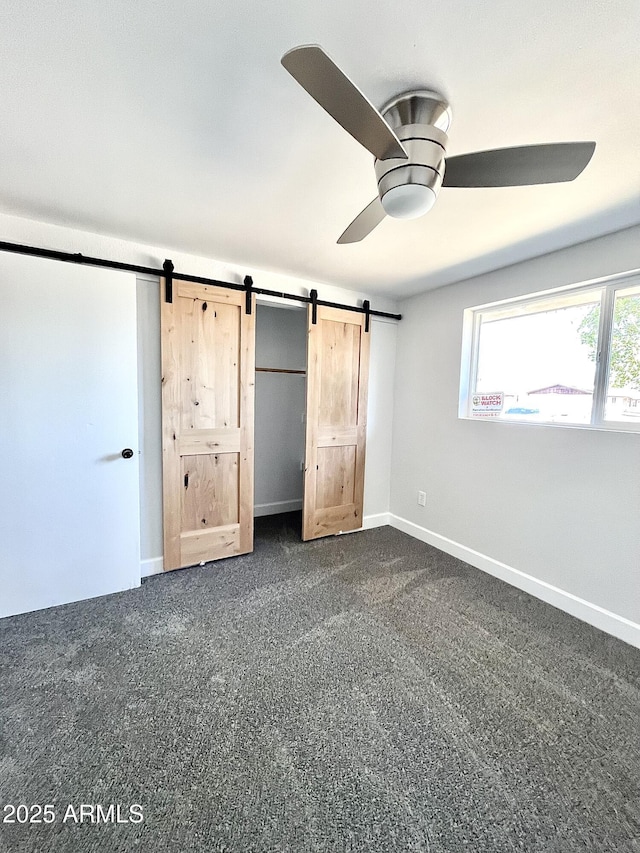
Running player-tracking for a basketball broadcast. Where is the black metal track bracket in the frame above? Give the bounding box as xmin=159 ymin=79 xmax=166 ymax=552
xmin=243 ymin=275 xmax=253 ymax=315
xmin=310 ymin=289 xmax=318 ymax=325
xmin=163 ymin=258 xmax=174 ymax=303
xmin=363 ymin=299 xmax=371 ymax=333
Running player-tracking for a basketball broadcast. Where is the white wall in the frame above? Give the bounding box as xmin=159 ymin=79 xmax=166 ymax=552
xmin=390 ymin=225 xmax=640 ymax=645
xmin=363 ymin=317 xmax=397 ymax=523
xmin=0 ymin=212 xmax=399 ymax=573
xmin=254 ymin=304 xmax=306 ymax=515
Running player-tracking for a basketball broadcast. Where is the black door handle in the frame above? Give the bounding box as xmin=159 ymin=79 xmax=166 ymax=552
xmin=121 ymin=448 xmax=134 ymax=459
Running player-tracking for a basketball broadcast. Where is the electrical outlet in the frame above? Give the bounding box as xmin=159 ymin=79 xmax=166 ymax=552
xmin=417 ymin=490 xmax=426 ymax=507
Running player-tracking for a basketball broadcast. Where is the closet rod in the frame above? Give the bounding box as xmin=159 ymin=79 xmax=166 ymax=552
xmin=0 ymin=240 xmax=402 ymax=323
xmin=256 ymin=367 xmax=306 ymax=375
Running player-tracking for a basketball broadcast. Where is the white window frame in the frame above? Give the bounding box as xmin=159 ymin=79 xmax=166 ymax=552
xmin=459 ymin=268 xmax=640 ymax=432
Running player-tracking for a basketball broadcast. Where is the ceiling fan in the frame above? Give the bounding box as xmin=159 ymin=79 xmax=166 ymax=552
xmin=281 ymin=45 xmax=596 ymax=244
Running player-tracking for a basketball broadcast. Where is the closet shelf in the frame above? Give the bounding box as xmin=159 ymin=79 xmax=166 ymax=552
xmin=256 ymin=367 xmax=306 ymax=375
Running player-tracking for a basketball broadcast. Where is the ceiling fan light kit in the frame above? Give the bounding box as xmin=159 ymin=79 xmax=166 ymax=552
xmin=380 ymin=183 xmax=437 ymax=219
xmin=376 ymin=91 xmax=451 ymax=219
xmin=281 ymin=45 xmax=596 ymax=244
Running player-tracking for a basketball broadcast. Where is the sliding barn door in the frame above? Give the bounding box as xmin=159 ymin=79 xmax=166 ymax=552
xmin=303 ymin=306 xmax=370 ymax=540
xmin=161 ymin=280 xmax=255 ymax=571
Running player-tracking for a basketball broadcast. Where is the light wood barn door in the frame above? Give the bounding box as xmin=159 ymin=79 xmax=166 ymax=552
xmin=161 ymin=280 xmax=255 ymax=570
xmin=303 ymin=305 xmax=370 ymax=540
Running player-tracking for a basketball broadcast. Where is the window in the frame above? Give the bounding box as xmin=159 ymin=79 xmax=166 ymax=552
xmin=460 ymin=272 xmax=640 ymax=429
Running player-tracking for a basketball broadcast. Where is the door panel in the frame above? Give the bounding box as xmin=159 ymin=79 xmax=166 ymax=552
xmin=303 ymin=305 xmax=370 ymax=540
xmin=318 ymin=320 xmax=361 ymax=426
xmin=316 ymin=445 xmax=356 ymax=508
xmin=180 ymin=453 xmax=239 ymax=530
xmin=0 ymin=253 xmax=140 ymax=618
xmin=161 ymin=280 xmax=254 ymax=570
xmin=180 ymin=297 xmax=240 ymax=431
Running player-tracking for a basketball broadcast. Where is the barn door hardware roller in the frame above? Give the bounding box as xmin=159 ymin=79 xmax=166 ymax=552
xmin=243 ymin=275 xmax=253 ymax=315
xmin=363 ymin=300 xmax=371 ymax=333
xmin=163 ymin=259 xmax=174 ymax=303
xmin=310 ymin=289 xmax=318 ymax=325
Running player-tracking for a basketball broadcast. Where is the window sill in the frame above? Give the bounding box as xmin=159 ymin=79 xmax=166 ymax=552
xmin=458 ymin=415 xmax=640 ymax=435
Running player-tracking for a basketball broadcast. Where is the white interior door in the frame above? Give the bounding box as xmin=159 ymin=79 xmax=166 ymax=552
xmin=0 ymin=252 xmax=141 ymax=618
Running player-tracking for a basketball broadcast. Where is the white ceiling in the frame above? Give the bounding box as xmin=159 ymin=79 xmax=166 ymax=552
xmin=1 ymin=0 xmax=639 ymax=298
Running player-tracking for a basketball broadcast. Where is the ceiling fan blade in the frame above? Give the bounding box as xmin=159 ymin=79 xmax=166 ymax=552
xmin=442 ymin=142 xmax=596 ymax=188
xmin=281 ymin=45 xmax=407 ymax=161
xmin=337 ymin=197 xmax=386 ymax=244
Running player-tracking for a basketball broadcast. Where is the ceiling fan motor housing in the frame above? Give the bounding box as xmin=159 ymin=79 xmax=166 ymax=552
xmin=376 ymin=90 xmax=451 ymax=219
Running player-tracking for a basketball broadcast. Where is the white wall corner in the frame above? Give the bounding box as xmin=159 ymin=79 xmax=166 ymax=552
xmin=362 ymin=512 xmax=392 ymax=530
xmin=389 ymin=514 xmax=640 ymax=650
xmin=141 ymin=557 xmax=164 ymax=578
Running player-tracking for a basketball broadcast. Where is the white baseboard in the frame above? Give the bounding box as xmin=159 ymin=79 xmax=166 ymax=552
xmin=254 ymin=499 xmax=302 ymax=517
xmin=389 ymin=514 xmax=640 ymax=650
xmin=140 ymin=557 xmax=164 ymax=578
xmin=362 ymin=512 xmax=392 ymax=529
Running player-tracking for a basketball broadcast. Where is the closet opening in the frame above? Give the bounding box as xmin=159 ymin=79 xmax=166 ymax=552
xmin=254 ymin=302 xmax=307 ymax=543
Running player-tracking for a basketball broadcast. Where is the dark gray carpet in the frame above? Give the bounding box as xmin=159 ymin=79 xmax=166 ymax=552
xmin=0 ymin=514 xmax=639 ymax=853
